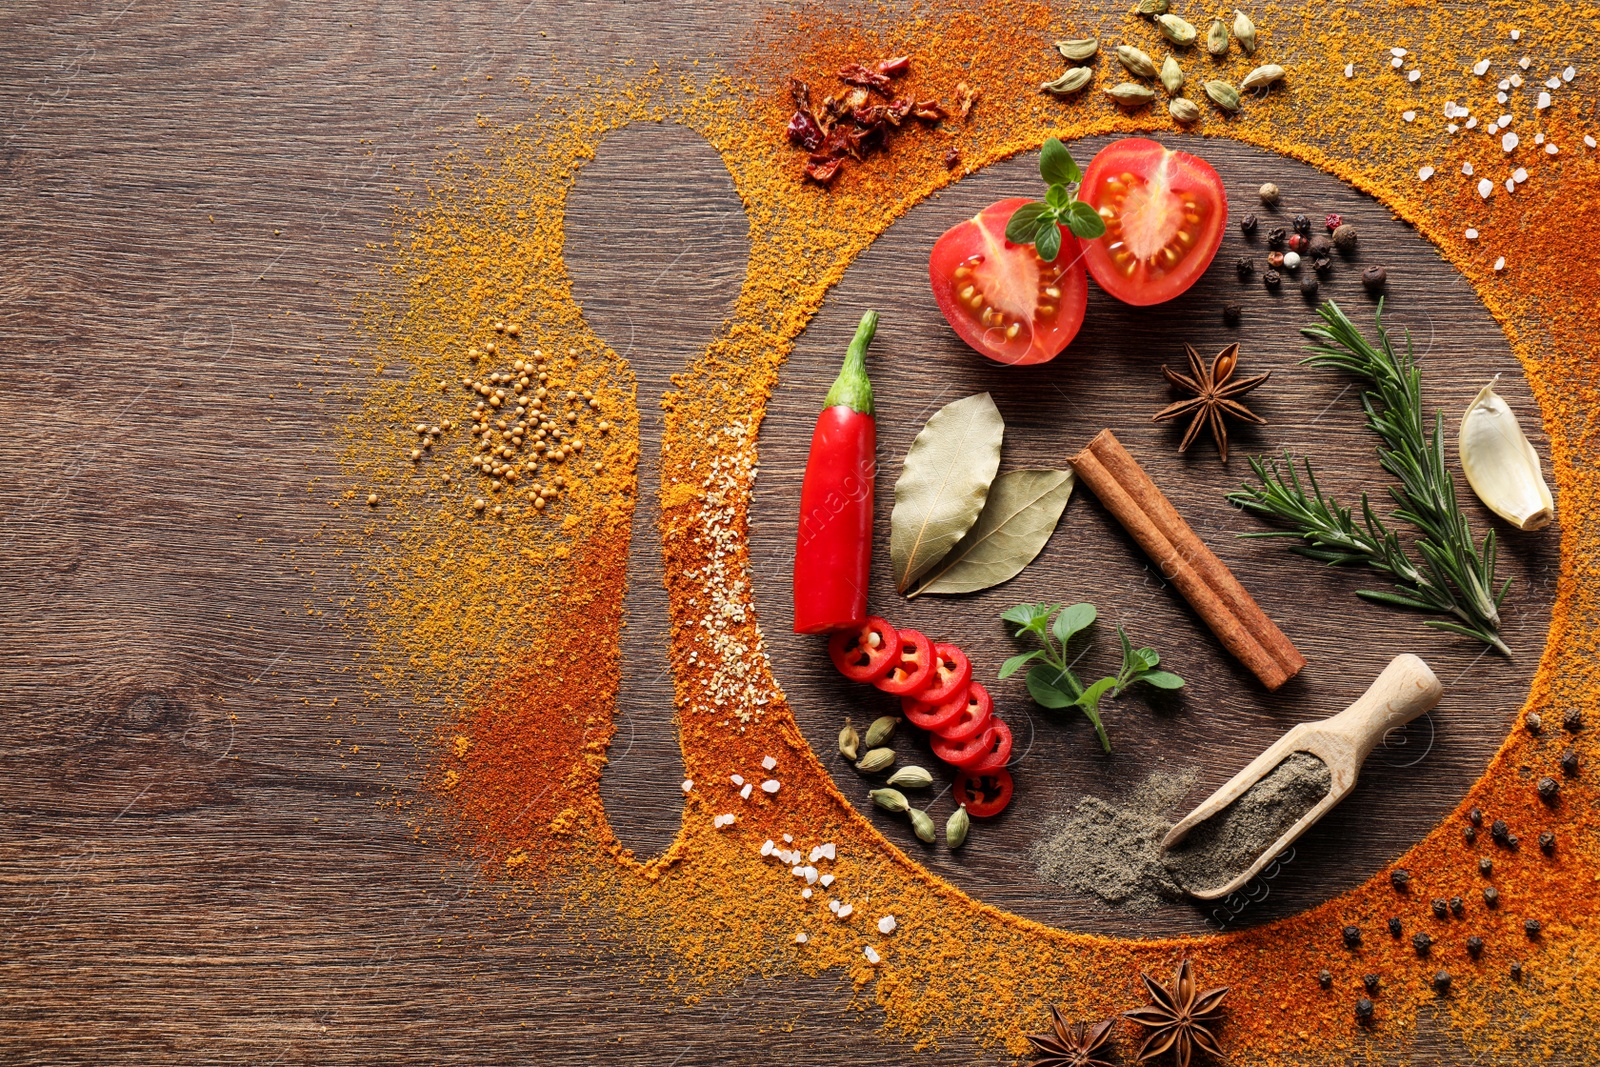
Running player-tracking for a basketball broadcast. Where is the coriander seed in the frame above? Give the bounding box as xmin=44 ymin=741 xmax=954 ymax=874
xmin=1258 ymin=182 xmax=1280 ymax=205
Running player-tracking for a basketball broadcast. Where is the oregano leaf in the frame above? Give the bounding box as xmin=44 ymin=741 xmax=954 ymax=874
xmin=1004 ymin=202 xmax=1051 ymax=244
xmin=1038 ymin=138 xmax=1081 ymax=187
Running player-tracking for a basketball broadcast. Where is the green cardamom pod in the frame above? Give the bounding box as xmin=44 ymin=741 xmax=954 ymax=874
xmin=1204 ymin=79 xmax=1242 ymax=112
xmin=1206 ymin=18 xmax=1229 ymax=55
xmin=1041 ymin=66 xmax=1094 ymax=96
xmin=1233 ymin=9 xmax=1257 ymax=54
xmin=1157 ymin=14 xmax=1197 ymax=47
xmin=839 ymin=720 xmax=860 ymax=761
xmin=863 ymin=715 xmax=899 ymax=749
xmin=855 ymin=747 xmax=896 ymax=774
xmin=1160 ymin=55 xmax=1184 ymax=94
xmin=1169 ymin=96 xmax=1201 ymax=123
xmin=886 ymin=765 xmax=934 ymax=789
xmin=946 ymin=804 xmax=971 ymax=849
xmin=1240 ymin=63 xmax=1286 ymax=91
xmin=1115 ymin=45 xmax=1158 ymax=78
xmin=870 ymin=787 xmax=910 ymax=813
xmin=1105 ymin=82 xmax=1157 ymax=106
xmin=909 ymin=807 xmax=936 ymax=844
xmin=1134 ymin=0 xmax=1169 ymax=15
xmin=1055 ymin=37 xmax=1100 ymax=61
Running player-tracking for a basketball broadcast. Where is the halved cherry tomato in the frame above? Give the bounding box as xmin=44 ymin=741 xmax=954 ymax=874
xmin=917 ymin=644 xmax=972 ymax=705
xmin=929 ymin=197 xmax=1089 ymax=365
xmin=968 ymin=718 xmax=1014 ymax=774
xmin=1077 ymin=138 xmax=1227 ymax=307
xmin=827 ymin=616 xmax=900 ymax=683
xmin=902 ymin=689 xmax=965 ymax=733
xmin=874 ymin=628 xmax=936 ymax=695
xmin=933 ymin=681 xmax=993 ymax=742
xmin=953 ymin=768 xmax=1014 ymax=817
xmin=931 ymin=717 xmax=997 ymax=768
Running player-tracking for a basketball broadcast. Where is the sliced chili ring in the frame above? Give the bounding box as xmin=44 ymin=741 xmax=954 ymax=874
xmin=827 ymin=616 xmax=900 ymax=683
xmin=873 ymin=628 xmax=936 ymax=696
xmin=933 ymin=682 xmax=993 ymax=742
xmin=953 ymin=768 xmax=1014 ymax=818
xmin=902 ymin=689 xmax=965 ymax=733
xmin=930 ymin=719 xmax=995 ymax=768
xmin=968 ymin=718 xmax=1014 ymax=774
xmin=917 ymin=643 xmax=972 ymax=705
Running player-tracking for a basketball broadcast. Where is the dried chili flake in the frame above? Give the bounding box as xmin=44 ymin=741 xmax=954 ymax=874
xmin=877 ymin=55 xmax=912 ymax=78
xmin=839 ymin=63 xmax=892 ymax=94
xmin=789 ymin=77 xmax=812 ymax=112
xmin=912 ymin=99 xmax=948 ymax=122
xmin=886 ymin=97 xmax=915 ymax=125
xmin=953 ymin=81 xmax=979 ymax=118
xmin=803 ymin=157 xmax=844 ymax=184
xmin=943 ymin=145 xmax=961 ymax=169
xmin=786 ymin=110 xmax=824 ymax=151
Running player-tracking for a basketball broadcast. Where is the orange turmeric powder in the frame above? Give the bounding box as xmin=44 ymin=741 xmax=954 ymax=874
xmin=339 ymin=0 xmax=1600 ymax=1062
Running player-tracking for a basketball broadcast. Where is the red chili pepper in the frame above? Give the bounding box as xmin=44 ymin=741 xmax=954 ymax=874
xmin=793 ymin=312 xmax=879 ymax=634
xmin=953 ymin=769 xmax=1014 ymax=817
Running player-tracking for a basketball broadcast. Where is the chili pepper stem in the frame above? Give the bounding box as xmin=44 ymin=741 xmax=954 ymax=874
xmin=823 ymin=311 xmax=878 ymax=415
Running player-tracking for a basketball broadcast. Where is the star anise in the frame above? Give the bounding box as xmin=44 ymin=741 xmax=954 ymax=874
xmin=1150 ymin=342 xmax=1268 ymax=463
xmin=1124 ymin=959 xmax=1228 ymax=1067
xmin=1027 ymin=1007 xmax=1118 ymax=1067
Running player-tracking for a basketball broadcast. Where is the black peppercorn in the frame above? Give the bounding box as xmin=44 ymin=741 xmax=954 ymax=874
xmin=1301 ymin=276 xmax=1320 ymax=299
xmin=1432 ymin=898 xmax=1449 ymax=920
xmin=1307 ymin=233 xmax=1334 ymax=258
xmin=1343 ymin=925 xmax=1362 ymax=948
xmin=1510 ymin=960 xmax=1523 ymax=981
xmin=1484 ymin=886 xmax=1500 ymax=908
xmin=1412 ymin=931 xmax=1432 ymax=955
xmin=1540 ymin=830 xmax=1556 ymax=854
xmin=1390 ymin=868 xmax=1410 ymax=890
xmin=1434 ymin=970 xmax=1452 ymax=993
xmin=1469 ymin=808 xmax=1483 ymax=827
xmin=1236 ymin=255 xmax=1255 ymax=278
xmin=1263 ymin=268 xmax=1281 ymax=290
xmin=1362 ymin=973 xmax=1380 ymax=993
xmin=1332 ymin=223 xmax=1358 ymax=253
xmin=1267 ymin=226 xmax=1287 ymax=249
xmin=1450 ymin=896 xmax=1465 ymax=918
xmin=1361 ymin=265 xmax=1387 ymax=292
xmin=1355 ymin=996 xmax=1375 ymax=1022
xmin=1561 ymin=748 xmax=1579 ymax=776
xmin=1467 ymin=935 xmax=1485 ymax=957
xmin=1223 ymin=302 xmax=1243 ymax=326
xmin=1526 ymin=712 xmax=1543 ymax=734
xmin=1465 ymin=826 xmax=1478 ymax=844
xmin=1524 ymin=918 xmax=1542 ymax=938
xmin=1506 ymin=833 xmax=1521 ymax=850
xmin=1312 ymin=254 xmax=1333 ymax=273
xmin=1388 ymin=917 xmax=1404 ymax=937
xmin=1287 ymin=232 xmax=1309 ymax=254
xmin=1564 ymin=707 xmax=1583 ymax=732
xmin=1479 ymin=857 xmax=1493 ymax=877
xmin=1240 ymin=213 xmax=1259 ymax=235
xmin=1491 ymin=818 xmax=1509 ymax=843
xmin=1319 ymin=969 xmax=1333 ymax=989
xmin=1292 ymin=213 xmax=1311 ymax=234
xmin=1537 ymin=775 xmax=1560 ymax=802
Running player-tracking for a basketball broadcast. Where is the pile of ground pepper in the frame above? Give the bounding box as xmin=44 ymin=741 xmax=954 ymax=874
xmin=339 ymin=0 xmax=1600 ymax=1062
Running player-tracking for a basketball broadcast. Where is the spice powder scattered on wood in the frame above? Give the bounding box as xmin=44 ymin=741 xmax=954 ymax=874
xmin=337 ymin=1 xmax=1600 ymax=1062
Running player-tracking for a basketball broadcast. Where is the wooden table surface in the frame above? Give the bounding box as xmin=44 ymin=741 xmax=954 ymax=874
xmin=0 ymin=3 xmax=1566 ymax=1063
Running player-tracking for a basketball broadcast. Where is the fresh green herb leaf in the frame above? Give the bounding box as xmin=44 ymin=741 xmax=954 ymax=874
xmin=1026 ymin=664 xmax=1078 ymax=708
xmin=1002 ymin=602 xmax=1058 ymax=636
xmin=1038 ymin=138 xmax=1081 ymax=186
xmin=1072 ymin=677 xmax=1117 ymax=752
xmin=1065 ymin=199 xmax=1108 ymax=239
xmin=1045 ymin=184 xmax=1073 ymax=212
xmin=1051 ymin=602 xmax=1097 ymax=645
xmin=1033 ymin=222 xmax=1063 ymax=263
xmin=999 ymin=649 xmax=1045 ymax=679
xmin=1004 ymin=202 xmax=1053 ymax=244
xmin=1138 ymin=670 xmax=1187 ymax=689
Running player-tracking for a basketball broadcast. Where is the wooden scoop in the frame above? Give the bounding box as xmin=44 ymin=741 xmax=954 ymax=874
xmin=1161 ymin=654 xmax=1442 ymax=901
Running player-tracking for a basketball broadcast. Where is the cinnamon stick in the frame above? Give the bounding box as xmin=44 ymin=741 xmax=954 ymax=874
xmin=1071 ymin=429 xmax=1306 ymax=690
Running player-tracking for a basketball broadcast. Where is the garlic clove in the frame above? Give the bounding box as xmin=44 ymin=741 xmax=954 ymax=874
xmin=1458 ymin=376 xmax=1555 ymax=531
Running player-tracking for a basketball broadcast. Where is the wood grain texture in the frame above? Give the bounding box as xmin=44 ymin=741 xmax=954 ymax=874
xmin=0 ymin=2 xmax=1565 ymax=1064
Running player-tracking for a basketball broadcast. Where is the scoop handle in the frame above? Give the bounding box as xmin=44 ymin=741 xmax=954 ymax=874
xmin=1325 ymin=654 xmax=1442 ymax=764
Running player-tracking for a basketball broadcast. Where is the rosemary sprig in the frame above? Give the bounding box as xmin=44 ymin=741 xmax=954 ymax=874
xmin=1227 ymin=300 xmax=1511 ymax=655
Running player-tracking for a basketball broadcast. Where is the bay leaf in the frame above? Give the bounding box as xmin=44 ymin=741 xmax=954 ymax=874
xmin=910 ymin=468 xmax=1075 ymax=596
xmin=890 ymin=393 xmax=1004 ymax=593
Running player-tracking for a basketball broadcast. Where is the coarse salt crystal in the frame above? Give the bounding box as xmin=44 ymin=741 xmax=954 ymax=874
xmin=739 ymin=782 xmax=753 ymax=800
xmin=828 ymin=899 xmax=840 ymax=913
xmin=1537 ymin=92 xmax=1552 ymax=109
xmin=722 ymin=812 xmax=736 ymax=826
xmin=1494 ymin=256 xmax=1506 ymax=271
xmin=1510 ymin=28 xmax=1520 ymax=40
xmin=1448 ymin=123 xmax=1459 ymax=133
xmin=761 ymin=755 xmax=777 ymax=770
xmin=878 ymin=915 xmax=898 ymax=934
xmin=1462 ymin=161 xmax=1475 ymax=175
xmin=837 ymin=904 xmax=853 ymax=919
xmin=1504 ymin=177 xmax=1515 ymax=192
xmin=795 ymin=931 xmax=808 ymax=944
xmin=1408 ymin=70 xmax=1421 ymax=83
xmin=1473 ymin=59 xmax=1491 ymax=76
xmin=802 ymin=886 xmax=813 ymax=899
xmin=761 ymin=779 xmax=780 ymax=794
xmin=863 ymin=946 xmax=880 ymax=964
xmin=1391 ymin=47 xmax=1407 ymax=57
xmin=804 ymin=866 xmax=818 ymax=884
xmin=730 ymin=774 xmax=744 ymax=786
xmin=1546 ymin=144 xmax=1559 ymax=155
xmin=760 ymin=839 xmax=775 ymax=856
xmin=1466 ymin=117 xmax=1479 ymax=128
xmin=792 ymin=865 xmax=805 ymax=877
xmin=1513 ymin=167 xmax=1528 ymax=183
xmin=682 ymin=779 xmax=694 ymax=793
xmin=1498 ymin=78 xmax=1511 ymax=90
xmin=1503 ymin=131 xmax=1519 ymax=152
xmin=1564 ymin=66 xmax=1576 ymax=82
xmin=820 ymin=873 xmax=835 ymax=887
xmin=1418 ymin=165 xmax=1434 ymax=181
xmin=1500 ymin=114 xmax=1513 ymax=126
xmin=817 ymin=842 xmax=836 ymax=861
xmin=1465 ymin=228 xmax=1479 ymax=239
xmin=1587 ymin=136 xmax=1598 ymax=148
xmin=1518 ymin=56 xmax=1530 ymax=70
xmin=1403 ymin=110 xmax=1416 ymax=122
xmin=1344 ymin=63 xmax=1354 ymax=78
xmin=1495 ymin=93 xmax=1508 ymax=105
xmin=1487 ymin=123 xmax=1500 ymax=135
xmin=1478 ymin=177 xmax=1494 ymax=198
xmin=1535 ymin=132 xmax=1546 ymax=144
xmin=1510 ymin=74 xmax=1523 ymax=87
xmin=1546 ymin=77 xmax=1562 ymax=90
xmin=783 ymin=833 xmax=793 ymax=843
xmin=1391 ymin=56 xmax=1403 ymax=69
